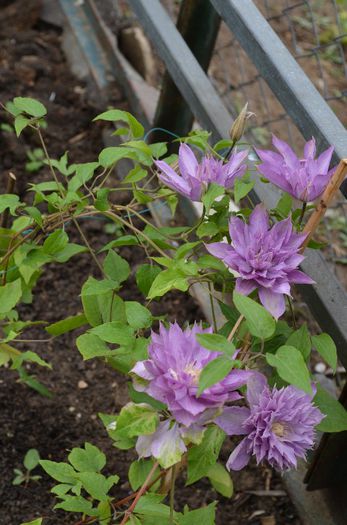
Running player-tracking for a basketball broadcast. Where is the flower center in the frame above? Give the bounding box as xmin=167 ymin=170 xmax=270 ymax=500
xmin=271 ymin=422 xmax=286 ymax=437
xmin=184 ymin=363 xmax=201 ymax=385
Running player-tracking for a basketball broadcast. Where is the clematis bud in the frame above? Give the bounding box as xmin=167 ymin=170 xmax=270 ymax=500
xmin=229 ymin=103 xmax=253 ymax=143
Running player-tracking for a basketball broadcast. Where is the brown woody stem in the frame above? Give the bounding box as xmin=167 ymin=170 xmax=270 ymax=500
xmin=300 ymin=159 xmax=347 ymax=252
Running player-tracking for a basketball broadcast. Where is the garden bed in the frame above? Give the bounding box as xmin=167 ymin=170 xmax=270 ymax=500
xmin=0 ymin=4 xmax=301 ymax=524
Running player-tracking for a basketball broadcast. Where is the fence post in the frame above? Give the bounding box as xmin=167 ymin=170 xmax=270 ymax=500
xmin=149 ymin=0 xmax=220 ymax=147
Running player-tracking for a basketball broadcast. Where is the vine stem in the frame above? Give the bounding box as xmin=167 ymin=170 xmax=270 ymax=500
xmin=298 ymin=201 xmax=307 ymax=227
xmin=208 ymin=282 xmax=218 ymax=331
xmin=300 ymin=158 xmax=347 ymax=252
xmin=169 ymin=464 xmax=177 ymax=525
xmin=120 ymin=461 xmax=159 ymax=525
xmin=72 ymin=217 xmax=104 ymax=275
xmin=227 ymin=314 xmax=244 ymax=342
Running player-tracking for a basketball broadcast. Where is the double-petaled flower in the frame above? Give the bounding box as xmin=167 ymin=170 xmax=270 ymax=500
xmin=256 ymin=135 xmax=335 ymax=202
xmin=131 ymin=322 xmax=251 ymax=427
xmin=155 ymin=143 xmax=248 ymax=201
xmin=206 ymin=205 xmax=314 ymax=318
xmin=216 ymin=372 xmax=324 ymax=471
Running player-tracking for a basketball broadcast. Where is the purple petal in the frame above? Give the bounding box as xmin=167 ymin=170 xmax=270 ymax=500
xmin=258 ymin=288 xmax=286 ymax=319
xmin=316 ymin=146 xmax=334 ymax=174
xmin=304 ymin=138 xmax=316 ymax=159
xmin=256 ymin=164 xmax=293 ymax=194
xmin=155 ymin=160 xmax=194 ymax=199
xmin=272 ymin=135 xmax=299 ymax=169
xmin=215 ymin=406 xmax=250 ymax=435
xmin=226 ymin=439 xmax=251 ymax=471
xmin=246 ymin=372 xmax=268 ymax=406
xmin=248 ymin=204 xmax=269 ymax=236
xmin=235 ymin=278 xmax=257 ymax=295
xmin=178 ymin=143 xmax=198 ymax=180
xmin=287 ymin=270 xmax=315 ymax=285
xmin=205 ymin=242 xmax=232 ymax=262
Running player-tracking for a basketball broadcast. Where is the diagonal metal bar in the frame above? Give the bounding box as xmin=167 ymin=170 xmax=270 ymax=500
xmin=210 ymin=0 xmax=347 ymax=197
xmin=128 ymin=0 xmax=347 ymax=370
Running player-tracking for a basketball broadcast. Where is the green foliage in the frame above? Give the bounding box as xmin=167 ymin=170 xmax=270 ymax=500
xmin=312 ymin=333 xmax=337 ymax=371
xmin=187 ymin=426 xmax=225 ymax=485
xmin=266 ymin=345 xmax=312 ymax=394
xmin=13 ymin=449 xmax=41 ymax=486
xmin=233 ymin=291 xmax=275 ymax=339
xmin=40 ymin=443 xmax=119 ymax=519
xmin=314 ymin=384 xmax=347 ymax=432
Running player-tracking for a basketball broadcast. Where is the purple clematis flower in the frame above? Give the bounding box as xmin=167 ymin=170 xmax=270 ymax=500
xmin=216 ymin=372 xmax=324 ymax=471
xmin=136 ymin=420 xmax=187 ymax=469
xmin=256 ymin=135 xmax=335 ymax=202
xmin=131 ymin=322 xmax=251 ymax=426
xmin=155 ymin=143 xmax=248 ymax=201
xmin=205 ymin=204 xmax=314 ymax=318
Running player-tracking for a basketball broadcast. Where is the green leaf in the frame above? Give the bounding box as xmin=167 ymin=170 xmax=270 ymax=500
xmin=46 ymin=313 xmax=87 ymax=336
xmin=134 ymin=494 xmax=170 ymax=519
xmin=198 ymin=356 xmax=234 ymax=395
xmin=103 ymin=250 xmax=130 ymax=283
xmin=81 ymin=277 xmax=119 ymax=326
xmin=147 ymin=268 xmax=189 ymax=299
xmin=0 ymin=278 xmax=22 ymax=314
xmin=43 ymin=229 xmax=68 ymax=255
xmin=233 ymin=291 xmax=275 ymax=339
xmin=314 ymin=384 xmax=347 ymax=432
xmin=234 ymin=177 xmax=255 ymax=204
xmin=312 ymin=333 xmax=337 ymax=371
xmin=13 ymin=97 xmax=47 ymax=118
xmin=276 ymin=193 xmax=293 ymax=218
xmin=125 ymin=301 xmax=152 ymax=330
xmin=116 ymin=402 xmax=159 ymax=438
xmin=266 ymin=345 xmax=312 ymax=393
xmin=178 ymin=502 xmax=217 ymax=525
xmin=75 ymin=471 xmax=117 ymax=501
xmin=124 ymin=166 xmax=147 ymax=183
xmin=128 ymin=459 xmax=158 ymax=491
xmin=39 ymin=460 xmax=76 ymax=483
xmin=197 ymin=254 xmax=226 ymax=272
xmin=206 ymin=463 xmax=233 ymax=498
xmin=93 ymin=109 xmax=144 ymax=138
xmin=100 ymin=235 xmax=139 ymax=251
xmin=95 ymin=188 xmax=110 ymax=211
xmin=135 ymin=265 xmax=163 ymax=297
xmin=202 ymin=183 xmax=224 ymax=213
xmin=90 ymin=322 xmax=134 ymax=345
xmin=68 ymin=443 xmax=106 ymax=472
xmin=0 ymin=194 xmax=22 ymax=214
xmin=196 ymin=221 xmax=219 ymax=238
xmin=11 ymin=350 xmax=51 ymax=370
xmin=24 ymin=449 xmax=40 ymax=471
xmin=187 ymin=426 xmax=225 ymax=485
xmin=196 ymin=333 xmax=235 ymax=357
xmin=14 ymin=114 xmax=30 ymax=136
xmin=286 ymin=323 xmax=311 ymax=361
xmin=76 ymin=333 xmax=113 ymax=360
xmin=68 ymin=162 xmax=99 ymax=191
xmin=54 ymin=495 xmax=98 ymax=515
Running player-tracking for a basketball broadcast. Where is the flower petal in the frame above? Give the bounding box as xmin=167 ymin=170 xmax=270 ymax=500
xmin=178 ymin=143 xmax=198 ymax=180
xmin=287 ymin=270 xmax=315 ymax=285
xmin=246 ymin=372 xmax=268 ymax=406
xmin=205 ymin=242 xmax=232 ymax=262
xmin=258 ymin=287 xmax=286 ymax=319
xmin=226 ymin=439 xmax=251 ymax=471
xmin=216 ymin=406 xmax=250 ymax=435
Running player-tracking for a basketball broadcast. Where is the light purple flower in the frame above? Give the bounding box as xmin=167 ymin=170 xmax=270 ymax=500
xmin=205 ymin=204 xmax=314 ymax=318
xmin=131 ymin=322 xmax=251 ymax=426
xmin=256 ymin=135 xmax=334 ymax=202
xmin=216 ymin=373 xmax=324 ymax=471
xmin=155 ymin=143 xmax=248 ymax=201
xmin=136 ymin=420 xmax=187 ymax=469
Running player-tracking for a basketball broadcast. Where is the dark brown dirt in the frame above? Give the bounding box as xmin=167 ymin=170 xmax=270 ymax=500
xmin=0 ymin=3 xmax=300 ymax=524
